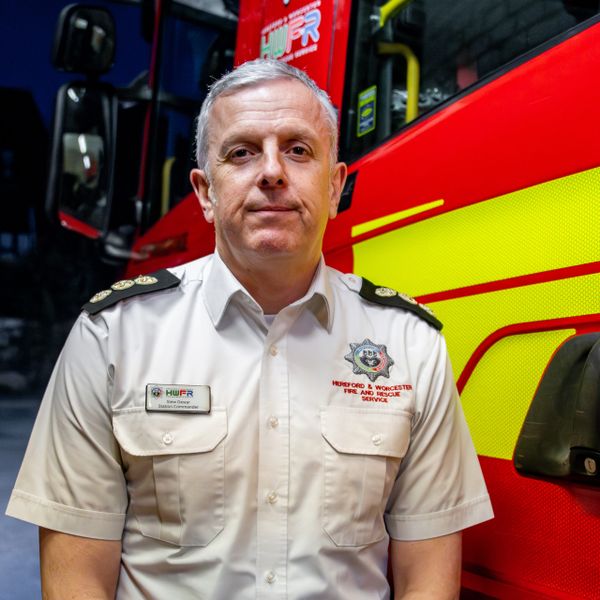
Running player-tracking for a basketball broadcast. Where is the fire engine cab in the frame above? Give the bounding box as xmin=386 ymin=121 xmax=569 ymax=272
xmin=48 ymin=0 xmax=600 ymax=597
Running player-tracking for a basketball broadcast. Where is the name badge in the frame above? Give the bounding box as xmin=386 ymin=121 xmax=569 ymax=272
xmin=145 ymin=384 xmax=211 ymax=414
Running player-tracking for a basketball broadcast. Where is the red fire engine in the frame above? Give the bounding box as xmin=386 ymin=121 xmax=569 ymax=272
xmin=49 ymin=0 xmax=600 ymax=597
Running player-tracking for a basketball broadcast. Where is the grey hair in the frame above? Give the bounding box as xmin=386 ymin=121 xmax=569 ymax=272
xmin=195 ymin=58 xmax=339 ymax=171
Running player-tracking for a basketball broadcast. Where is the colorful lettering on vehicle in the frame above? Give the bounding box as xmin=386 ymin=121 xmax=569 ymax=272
xmin=260 ymin=4 xmax=321 ymax=61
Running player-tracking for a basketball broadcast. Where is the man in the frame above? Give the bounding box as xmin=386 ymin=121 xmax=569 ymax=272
xmin=7 ymin=59 xmax=492 ymax=598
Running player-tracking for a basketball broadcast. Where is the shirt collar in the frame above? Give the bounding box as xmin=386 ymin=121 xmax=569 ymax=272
xmin=202 ymin=253 xmax=334 ymax=331
xmin=289 ymin=256 xmax=334 ymax=332
xmin=201 ymin=252 xmax=248 ymax=327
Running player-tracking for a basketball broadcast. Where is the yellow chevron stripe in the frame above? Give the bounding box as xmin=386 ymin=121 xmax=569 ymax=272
xmin=351 ymin=200 xmax=444 ymax=237
xmin=353 ymin=166 xmax=600 ymax=296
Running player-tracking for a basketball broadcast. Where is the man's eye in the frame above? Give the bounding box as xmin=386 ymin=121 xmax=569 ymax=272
xmin=290 ymin=146 xmax=307 ymax=156
xmin=231 ymin=148 xmax=249 ymax=158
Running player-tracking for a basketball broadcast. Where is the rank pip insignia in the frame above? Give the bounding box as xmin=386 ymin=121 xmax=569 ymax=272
xmin=89 ymin=289 xmax=112 ymax=303
xmin=374 ymin=287 xmax=397 ymax=298
xmin=111 ymin=279 xmax=135 ymax=291
xmin=345 ymin=338 xmax=394 ymax=382
xmin=83 ymin=269 xmax=181 ymax=315
xmin=135 ymin=275 xmax=159 ymax=285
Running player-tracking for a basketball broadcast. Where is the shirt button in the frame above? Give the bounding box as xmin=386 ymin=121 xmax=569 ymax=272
xmin=162 ymin=432 xmax=173 ymax=445
xmin=265 ymin=571 xmax=276 ymax=584
xmin=268 ymin=416 xmax=279 ymax=429
xmin=269 ymin=345 xmax=278 ymax=356
xmin=266 ymin=491 xmax=278 ymax=504
xmin=371 ymin=433 xmax=383 ymax=446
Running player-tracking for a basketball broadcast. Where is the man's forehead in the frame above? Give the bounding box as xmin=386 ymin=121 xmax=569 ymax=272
xmin=211 ymin=78 xmax=320 ymax=117
xmin=216 ymin=76 xmax=307 ymax=102
xmin=208 ymin=78 xmax=329 ymax=140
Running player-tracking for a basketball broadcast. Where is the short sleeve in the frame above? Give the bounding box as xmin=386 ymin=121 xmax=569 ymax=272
xmin=5 ymin=313 xmax=127 ymax=540
xmin=384 ymin=330 xmax=493 ymax=540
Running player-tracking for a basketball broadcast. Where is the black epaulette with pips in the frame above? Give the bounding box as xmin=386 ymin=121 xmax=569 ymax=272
xmin=359 ymin=277 xmax=443 ymax=330
xmin=82 ymin=270 xmax=181 ymax=315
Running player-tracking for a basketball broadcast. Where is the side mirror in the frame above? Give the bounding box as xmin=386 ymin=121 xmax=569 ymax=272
xmin=52 ymin=4 xmax=116 ymax=75
xmin=46 ymin=83 xmax=116 ymax=238
xmin=514 ymin=332 xmax=600 ymax=485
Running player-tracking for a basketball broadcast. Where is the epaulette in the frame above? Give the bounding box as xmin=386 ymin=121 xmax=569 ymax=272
xmin=358 ymin=277 xmax=443 ymax=330
xmin=82 ymin=270 xmax=181 ymax=315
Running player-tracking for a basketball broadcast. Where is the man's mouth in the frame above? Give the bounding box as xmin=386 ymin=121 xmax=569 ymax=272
xmin=248 ymin=203 xmax=298 ymax=213
xmin=252 ymin=206 xmax=293 ymax=211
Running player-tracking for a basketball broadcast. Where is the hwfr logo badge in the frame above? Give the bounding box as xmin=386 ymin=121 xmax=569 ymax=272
xmin=145 ymin=383 xmax=211 ymax=413
xmin=261 ymin=2 xmax=321 ymax=61
xmin=166 ymin=388 xmax=194 ymax=397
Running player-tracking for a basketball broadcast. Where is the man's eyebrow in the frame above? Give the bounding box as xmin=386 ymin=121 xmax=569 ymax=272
xmin=217 ymin=125 xmax=321 ymax=156
xmin=280 ymin=125 xmax=320 ymax=144
xmin=217 ymin=135 xmax=250 ymax=157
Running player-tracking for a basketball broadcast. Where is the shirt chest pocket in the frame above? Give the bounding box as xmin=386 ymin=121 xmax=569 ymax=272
xmin=113 ymin=407 xmax=227 ymax=547
xmin=320 ymin=406 xmax=412 ymax=547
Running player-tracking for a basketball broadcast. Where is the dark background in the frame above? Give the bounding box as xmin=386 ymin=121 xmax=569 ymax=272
xmin=0 ymin=4 xmax=153 ymax=596
xmin=1 ymin=0 xmax=151 ymax=396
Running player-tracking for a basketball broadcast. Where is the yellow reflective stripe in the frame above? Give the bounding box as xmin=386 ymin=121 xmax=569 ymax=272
xmin=353 ymin=166 xmax=600 ymax=296
xmin=428 ymin=272 xmax=599 ymax=459
xmin=459 ymin=329 xmax=574 ymax=460
xmin=429 ymin=272 xmax=600 ymax=377
xmin=351 ymin=199 xmax=444 ymax=237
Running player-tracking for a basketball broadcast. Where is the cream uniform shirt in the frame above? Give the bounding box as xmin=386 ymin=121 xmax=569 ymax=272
xmin=7 ymin=253 xmax=493 ymax=599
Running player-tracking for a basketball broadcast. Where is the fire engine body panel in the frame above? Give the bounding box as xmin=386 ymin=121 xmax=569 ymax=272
xmin=50 ymin=0 xmax=600 ymax=597
xmin=227 ymin=6 xmax=600 ymax=596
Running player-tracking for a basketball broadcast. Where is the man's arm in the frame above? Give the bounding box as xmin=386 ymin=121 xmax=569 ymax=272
xmin=390 ymin=532 xmax=462 ymax=600
xmin=40 ymin=528 xmax=121 ymax=599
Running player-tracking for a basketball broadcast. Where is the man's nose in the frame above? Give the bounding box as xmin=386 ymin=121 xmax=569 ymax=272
xmin=257 ymin=147 xmax=286 ymax=188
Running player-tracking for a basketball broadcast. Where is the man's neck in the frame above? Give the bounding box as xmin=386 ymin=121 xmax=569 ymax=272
xmin=217 ymin=249 xmax=320 ymax=314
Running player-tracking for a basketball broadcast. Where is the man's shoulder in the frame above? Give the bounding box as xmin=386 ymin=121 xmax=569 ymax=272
xmin=329 ymin=269 xmax=442 ymax=331
xmin=82 ymin=270 xmax=181 ymax=315
xmin=82 ymin=255 xmax=212 ymax=316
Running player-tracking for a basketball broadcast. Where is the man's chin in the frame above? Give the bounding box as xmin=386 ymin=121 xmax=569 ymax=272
xmin=244 ymin=233 xmax=314 ymax=260
xmin=218 ymin=230 xmax=320 ymax=265
xmin=250 ymin=240 xmax=298 ymax=257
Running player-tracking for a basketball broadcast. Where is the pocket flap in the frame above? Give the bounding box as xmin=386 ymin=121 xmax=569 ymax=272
xmin=321 ymin=406 xmax=412 ymax=458
xmin=113 ymin=407 xmax=227 ymax=456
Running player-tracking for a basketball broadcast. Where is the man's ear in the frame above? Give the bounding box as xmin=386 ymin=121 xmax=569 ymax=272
xmin=190 ymin=169 xmax=214 ymax=223
xmin=329 ymin=162 xmax=348 ymax=219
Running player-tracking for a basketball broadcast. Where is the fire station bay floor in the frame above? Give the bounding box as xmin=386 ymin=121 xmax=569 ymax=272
xmin=0 ymin=397 xmax=40 ymax=599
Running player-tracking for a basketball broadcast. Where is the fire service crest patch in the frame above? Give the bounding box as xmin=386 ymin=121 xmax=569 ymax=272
xmin=344 ymin=338 xmax=394 ymax=382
